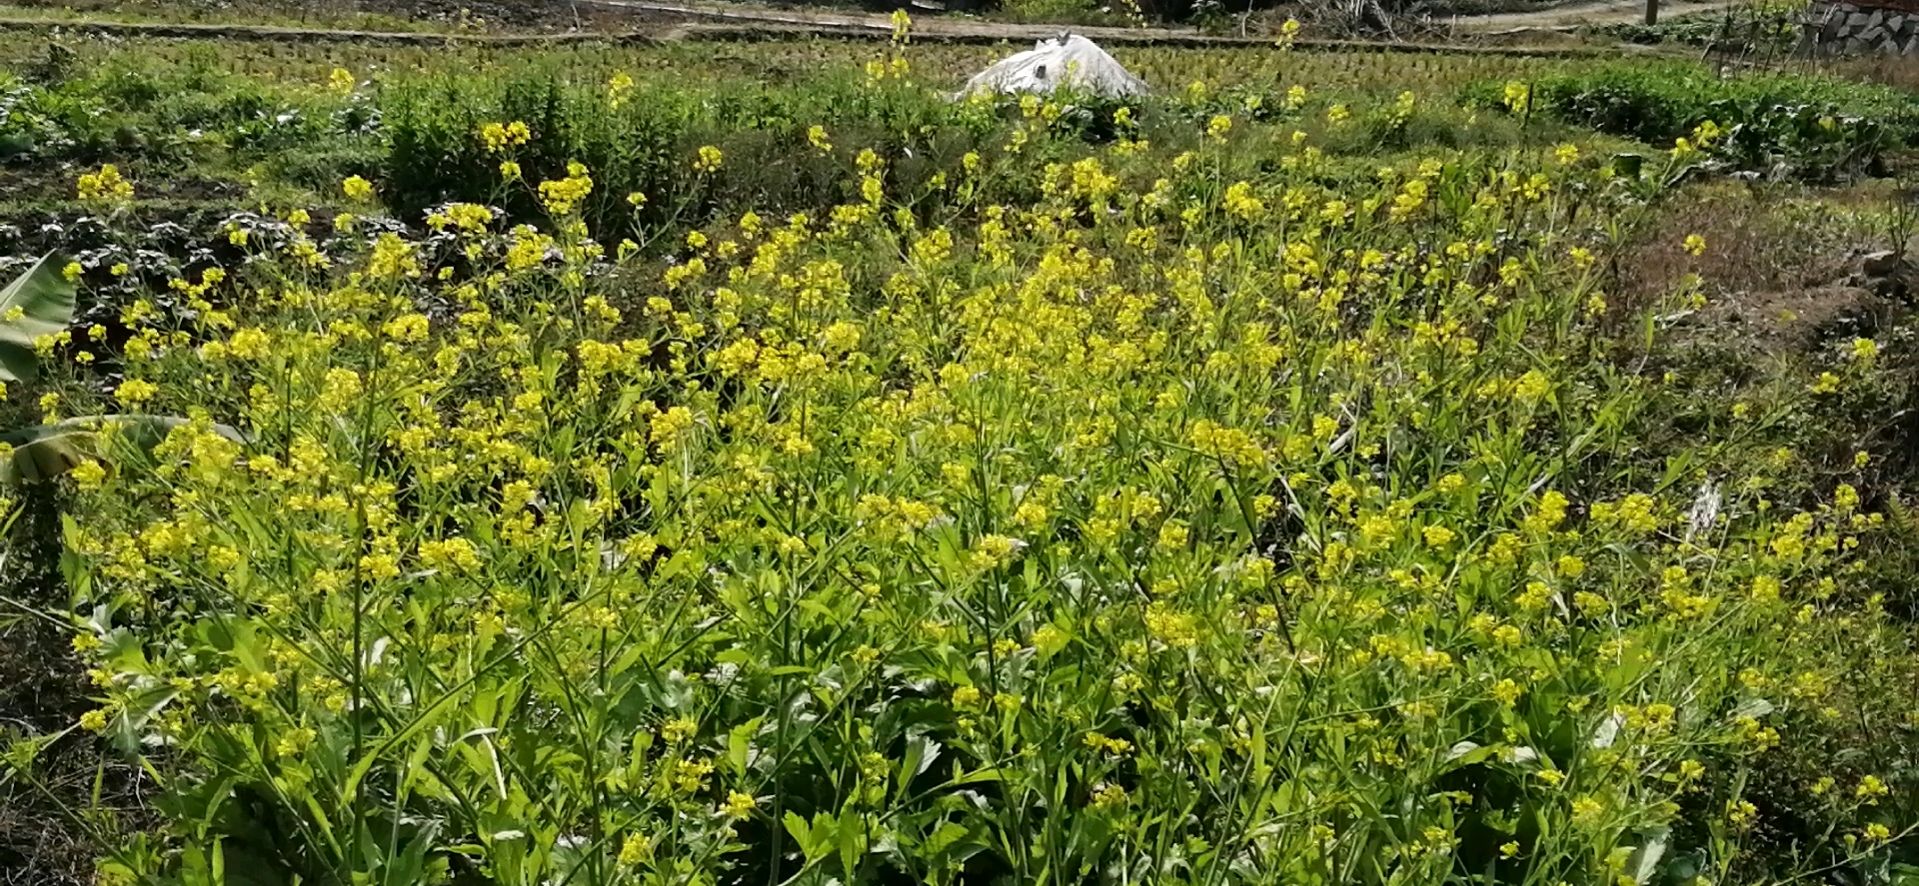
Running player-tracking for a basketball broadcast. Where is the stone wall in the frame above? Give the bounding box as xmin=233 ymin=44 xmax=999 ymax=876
xmin=1804 ymin=1 xmax=1919 ymax=55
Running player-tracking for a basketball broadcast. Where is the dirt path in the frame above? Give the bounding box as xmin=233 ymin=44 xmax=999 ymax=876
xmin=1444 ymin=0 xmax=1739 ymax=31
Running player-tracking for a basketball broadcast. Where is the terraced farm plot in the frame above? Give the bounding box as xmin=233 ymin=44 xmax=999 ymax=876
xmin=1 ymin=17 xmax=1917 ymax=886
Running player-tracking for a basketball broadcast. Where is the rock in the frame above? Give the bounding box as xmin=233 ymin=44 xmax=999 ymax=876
xmin=1904 ymin=33 xmax=1919 ymax=53
xmin=1848 ymin=11 xmax=1872 ymax=27
xmin=1889 ymin=13 xmax=1907 ymax=31
xmin=1869 ymin=8 xmax=1885 ymax=27
xmin=1863 ymin=250 xmax=1903 ymax=276
xmin=1857 ymin=250 xmax=1919 ymax=300
xmin=1861 ymin=25 xmax=1885 ymax=42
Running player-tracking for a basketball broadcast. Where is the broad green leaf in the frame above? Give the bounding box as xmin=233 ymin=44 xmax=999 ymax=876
xmin=1626 ymin=826 xmax=1670 ymax=884
xmin=898 ymin=734 xmax=941 ymax=789
xmin=0 ymin=252 xmax=75 ymax=383
xmin=0 ymin=414 xmax=246 ymax=485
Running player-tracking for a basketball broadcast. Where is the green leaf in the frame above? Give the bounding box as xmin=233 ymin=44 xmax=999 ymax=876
xmin=806 ymin=812 xmax=838 ymax=863
xmin=0 ymin=414 xmax=246 ymax=485
xmin=782 ymin=810 xmax=811 ymax=854
xmin=921 ymin=821 xmax=968 ymax=858
xmin=897 ymin=734 xmax=941 ymax=789
xmin=0 ymin=252 xmax=76 ymax=383
xmin=836 ymin=809 xmax=865 ymax=875
xmin=1626 ymin=826 xmax=1669 ymax=884
xmin=726 ymin=717 xmax=761 ymax=777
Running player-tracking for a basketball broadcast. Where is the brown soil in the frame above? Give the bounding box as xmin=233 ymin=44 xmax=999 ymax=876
xmin=0 ymin=614 xmax=100 ymax=886
xmin=1698 ymin=283 xmax=1908 ymax=356
xmin=0 ymin=492 xmax=145 ymax=886
xmin=1614 ymin=181 xmax=1914 ymax=366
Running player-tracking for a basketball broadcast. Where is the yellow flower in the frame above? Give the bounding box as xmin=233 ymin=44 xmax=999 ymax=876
xmin=1223 ymin=181 xmax=1264 ymax=221
xmin=538 ymin=164 xmax=595 ymax=215
xmin=1274 ymin=16 xmax=1301 ymax=48
xmin=1728 ymin=800 xmax=1758 ymax=828
xmin=70 ymin=460 xmax=107 ymax=490
xmin=693 ymin=145 xmax=724 ymax=174
xmin=114 ymin=378 xmax=158 ymax=405
xmin=1206 ymin=114 xmax=1233 ymax=141
xmin=722 ymin=791 xmax=757 ymax=819
xmin=618 ymin=832 xmax=651 ymax=864
xmin=341 ymin=175 xmax=375 ymax=202
xmin=327 ymin=67 xmax=355 ymax=95
xmin=1682 ymin=234 xmax=1707 ymax=256
xmin=1502 ymin=81 xmax=1531 ymax=114
xmin=76 ymin=164 xmax=134 ymax=205
xmin=1512 ymin=369 xmax=1552 ymax=403
xmin=478 ymin=120 xmax=532 ymax=153
xmin=607 ymin=70 xmax=635 ymax=108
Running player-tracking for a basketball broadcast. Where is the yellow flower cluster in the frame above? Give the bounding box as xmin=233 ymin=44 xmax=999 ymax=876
xmin=38 ymin=79 xmax=1913 ymax=885
xmin=76 ymin=163 xmax=134 ymax=205
xmin=537 ymin=162 xmax=594 ymax=215
xmin=478 ymin=120 xmax=532 ymax=154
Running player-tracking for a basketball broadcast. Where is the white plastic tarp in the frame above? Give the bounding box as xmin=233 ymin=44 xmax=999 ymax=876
xmin=960 ymin=33 xmax=1149 ymax=99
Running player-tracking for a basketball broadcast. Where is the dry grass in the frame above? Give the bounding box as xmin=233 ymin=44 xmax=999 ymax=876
xmin=1619 ymin=179 xmax=1894 ymax=320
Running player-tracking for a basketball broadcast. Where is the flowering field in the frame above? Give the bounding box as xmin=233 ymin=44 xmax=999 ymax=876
xmin=1 ymin=25 xmax=1917 ymax=886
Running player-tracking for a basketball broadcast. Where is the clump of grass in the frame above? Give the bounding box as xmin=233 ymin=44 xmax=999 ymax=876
xmin=1472 ymin=62 xmax=1919 ymax=178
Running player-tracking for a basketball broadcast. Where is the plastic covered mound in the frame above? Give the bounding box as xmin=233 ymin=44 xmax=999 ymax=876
xmin=959 ymin=33 xmax=1149 ymax=99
